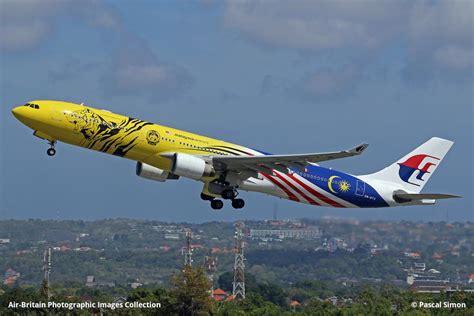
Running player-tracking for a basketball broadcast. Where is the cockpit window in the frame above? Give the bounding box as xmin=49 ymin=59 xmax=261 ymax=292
xmin=23 ymin=103 xmax=40 ymax=109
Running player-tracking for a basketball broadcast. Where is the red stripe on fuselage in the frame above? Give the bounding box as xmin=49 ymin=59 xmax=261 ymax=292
xmin=261 ymin=172 xmax=299 ymax=202
xmin=273 ymin=172 xmax=320 ymax=205
xmin=288 ymin=173 xmax=346 ymax=208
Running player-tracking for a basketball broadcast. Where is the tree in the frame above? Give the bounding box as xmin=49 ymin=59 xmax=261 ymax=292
xmin=217 ymin=293 xmax=282 ymax=316
xmin=254 ymin=282 xmax=287 ymax=307
xmin=126 ymin=287 xmax=176 ymax=315
xmin=171 ymin=266 xmax=214 ymax=316
xmin=39 ymin=279 xmax=50 ymax=299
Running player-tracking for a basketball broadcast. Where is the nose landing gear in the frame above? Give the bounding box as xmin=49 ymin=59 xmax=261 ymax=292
xmin=47 ymin=141 xmax=57 ymax=156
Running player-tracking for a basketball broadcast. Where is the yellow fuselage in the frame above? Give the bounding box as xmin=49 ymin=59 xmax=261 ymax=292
xmin=11 ymin=100 xmax=248 ymax=173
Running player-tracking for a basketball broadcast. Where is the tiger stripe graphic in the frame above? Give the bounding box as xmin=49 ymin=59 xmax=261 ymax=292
xmin=66 ymin=109 xmax=152 ymax=157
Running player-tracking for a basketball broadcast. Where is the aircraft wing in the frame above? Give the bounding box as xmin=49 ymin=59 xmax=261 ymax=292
xmin=212 ymin=143 xmax=369 ymax=174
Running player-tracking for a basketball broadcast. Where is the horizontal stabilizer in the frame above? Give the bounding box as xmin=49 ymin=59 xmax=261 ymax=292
xmin=393 ymin=192 xmax=461 ymax=203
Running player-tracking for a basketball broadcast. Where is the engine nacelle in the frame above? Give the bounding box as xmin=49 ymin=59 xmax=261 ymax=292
xmin=171 ymin=153 xmax=215 ymax=180
xmin=136 ymin=162 xmax=171 ymax=182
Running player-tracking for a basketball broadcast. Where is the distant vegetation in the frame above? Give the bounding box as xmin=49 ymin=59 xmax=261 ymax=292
xmin=1 ymin=267 xmax=473 ymax=315
xmin=0 ymin=218 xmax=473 ymax=314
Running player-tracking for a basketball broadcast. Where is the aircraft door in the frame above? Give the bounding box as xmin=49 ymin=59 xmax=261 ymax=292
xmin=355 ymin=180 xmax=365 ymax=196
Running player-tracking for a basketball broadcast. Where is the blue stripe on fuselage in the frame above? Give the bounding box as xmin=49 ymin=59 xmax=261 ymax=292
xmin=291 ymin=165 xmax=389 ymax=208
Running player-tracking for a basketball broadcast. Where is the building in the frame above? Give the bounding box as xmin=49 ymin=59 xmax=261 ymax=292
xmin=211 ymin=288 xmax=234 ymax=302
xmin=85 ymin=275 xmax=115 ymax=288
xmin=404 ymin=252 xmax=421 ymax=259
xmin=370 ymin=245 xmax=388 ymax=255
xmin=410 ymin=280 xmax=456 ymax=293
xmin=468 ymin=274 xmax=474 ymax=284
xmin=85 ymin=275 xmax=95 ymax=287
xmin=4 ymin=277 xmax=16 ymax=286
xmin=290 ymin=300 xmax=301 ymax=310
xmin=326 ymin=238 xmax=348 ymax=252
xmin=248 ymin=226 xmax=322 ymax=240
xmin=4 ymin=269 xmax=20 ymax=286
xmin=164 ymin=233 xmax=180 ymax=240
xmin=414 ymin=262 xmax=426 ymax=272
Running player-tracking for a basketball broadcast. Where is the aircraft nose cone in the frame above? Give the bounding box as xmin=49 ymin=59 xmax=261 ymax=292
xmin=12 ymin=106 xmax=21 ymax=117
xmin=11 ymin=106 xmax=27 ymax=121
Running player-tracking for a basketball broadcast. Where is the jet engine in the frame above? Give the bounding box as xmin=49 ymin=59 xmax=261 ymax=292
xmin=171 ymin=153 xmax=215 ymax=180
xmin=136 ymin=162 xmax=176 ymax=182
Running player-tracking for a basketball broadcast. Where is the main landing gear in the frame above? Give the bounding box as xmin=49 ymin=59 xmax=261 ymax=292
xmin=232 ymin=198 xmax=245 ymax=209
xmin=211 ymin=199 xmax=224 ymax=210
xmin=46 ymin=140 xmax=57 ymax=156
xmin=200 ymin=192 xmax=245 ymax=210
xmin=221 ymin=189 xmax=245 ymax=209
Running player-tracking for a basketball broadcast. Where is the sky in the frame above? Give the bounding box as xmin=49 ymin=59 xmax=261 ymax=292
xmin=0 ymin=0 xmax=472 ymax=222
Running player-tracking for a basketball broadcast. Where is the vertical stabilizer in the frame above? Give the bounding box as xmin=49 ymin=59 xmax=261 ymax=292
xmin=363 ymin=137 xmax=453 ymax=193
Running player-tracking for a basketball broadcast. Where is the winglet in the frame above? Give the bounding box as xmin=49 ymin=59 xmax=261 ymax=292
xmin=348 ymin=143 xmax=369 ymax=155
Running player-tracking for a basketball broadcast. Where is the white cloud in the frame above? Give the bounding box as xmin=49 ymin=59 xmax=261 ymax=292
xmin=224 ymin=0 xmax=408 ymax=51
xmin=0 ymin=0 xmax=64 ymax=52
xmin=1 ymin=0 xmax=193 ymax=100
xmin=408 ymin=1 xmax=472 ymax=48
xmin=291 ymin=66 xmax=360 ymax=100
xmin=0 ymin=20 xmax=52 ymax=52
xmin=0 ymin=0 xmax=122 ymax=52
xmin=405 ymin=1 xmax=473 ymax=80
xmin=101 ymin=33 xmax=194 ymax=100
xmin=224 ymin=0 xmax=473 ymax=88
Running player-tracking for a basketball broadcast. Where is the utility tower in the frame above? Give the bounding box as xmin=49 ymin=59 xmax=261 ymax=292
xmin=183 ymin=229 xmax=193 ymax=267
xmin=204 ymin=252 xmax=218 ymax=296
xmin=41 ymin=247 xmax=52 ymax=299
xmin=204 ymin=255 xmax=218 ymax=272
xmin=232 ymin=222 xmax=245 ymax=300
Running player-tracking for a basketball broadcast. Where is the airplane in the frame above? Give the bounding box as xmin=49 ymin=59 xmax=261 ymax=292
xmin=11 ymin=100 xmax=460 ymax=210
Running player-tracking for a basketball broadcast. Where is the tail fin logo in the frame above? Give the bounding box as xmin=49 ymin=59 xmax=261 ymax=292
xmin=397 ymin=154 xmax=440 ymax=186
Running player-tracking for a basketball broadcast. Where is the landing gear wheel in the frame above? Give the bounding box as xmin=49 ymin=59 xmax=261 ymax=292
xmin=232 ymin=198 xmax=245 ymax=209
xmin=47 ymin=148 xmax=56 ymax=156
xmin=210 ymin=199 xmax=224 ymax=210
xmin=221 ymin=189 xmax=235 ymax=200
xmin=47 ymin=140 xmax=57 ymax=157
xmin=200 ymin=193 xmax=214 ymax=201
